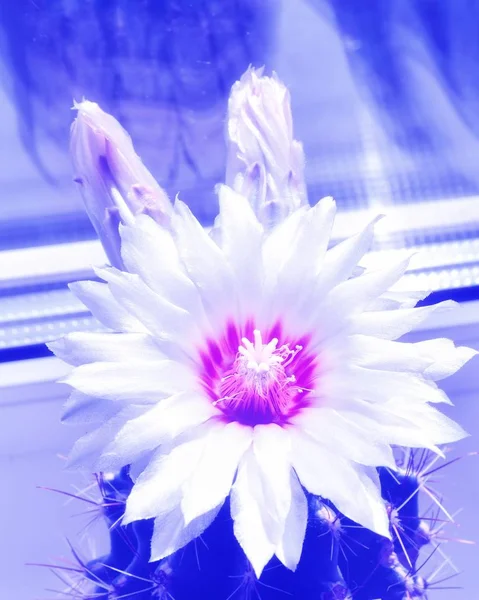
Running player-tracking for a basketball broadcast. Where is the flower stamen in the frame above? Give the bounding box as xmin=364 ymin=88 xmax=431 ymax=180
xmin=212 ymin=329 xmax=306 ymax=424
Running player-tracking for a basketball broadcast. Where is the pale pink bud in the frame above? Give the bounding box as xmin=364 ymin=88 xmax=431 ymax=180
xmin=70 ymin=100 xmax=171 ymax=268
xmin=225 ymin=67 xmax=307 ymax=226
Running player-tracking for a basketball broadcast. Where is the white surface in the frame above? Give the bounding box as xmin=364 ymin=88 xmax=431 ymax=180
xmin=0 ymin=240 xmax=106 ymax=289
xmin=0 ymin=356 xmax=70 ymax=397
xmin=0 ymin=400 xmax=108 ymax=599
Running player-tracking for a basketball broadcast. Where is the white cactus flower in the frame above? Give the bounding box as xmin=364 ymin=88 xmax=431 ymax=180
xmin=50 ymin=69 xmax=476 ymax=579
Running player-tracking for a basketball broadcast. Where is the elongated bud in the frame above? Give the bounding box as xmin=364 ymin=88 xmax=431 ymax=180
xmin=225 ymin=67 xmax=307 ymax=227
xmin=71 ymin=100 xmax=171 ymax=268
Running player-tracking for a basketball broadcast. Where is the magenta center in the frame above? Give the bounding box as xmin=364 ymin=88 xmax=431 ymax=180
xmin=198 ymin=320 xmax=317 ymax=426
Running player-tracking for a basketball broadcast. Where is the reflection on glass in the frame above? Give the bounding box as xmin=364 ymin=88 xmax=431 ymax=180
xmin=1 ymin=1 xmax=479 ymax=248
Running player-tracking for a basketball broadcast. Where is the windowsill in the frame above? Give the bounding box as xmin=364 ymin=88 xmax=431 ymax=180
xmin=1 ymin=195 xmax=479 ymax=288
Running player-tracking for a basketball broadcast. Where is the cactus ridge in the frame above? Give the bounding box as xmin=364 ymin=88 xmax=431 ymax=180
xmin=36 ymin=450 xmax=468 ymax=600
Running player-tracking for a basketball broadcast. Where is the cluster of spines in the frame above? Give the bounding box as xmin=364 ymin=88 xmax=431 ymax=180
xmin=36 ymin=450 xmax=468 ymax=600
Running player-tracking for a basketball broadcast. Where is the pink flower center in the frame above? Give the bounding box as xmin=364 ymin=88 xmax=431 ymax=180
xmin=198 ymin=321 xmax=317 ymax=426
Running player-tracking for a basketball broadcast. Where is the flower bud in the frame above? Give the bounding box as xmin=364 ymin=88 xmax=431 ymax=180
xmin=225 ymin=67 xmax=307 ymax=227
xmin=71 ymin=100 xmax=171 ymax=268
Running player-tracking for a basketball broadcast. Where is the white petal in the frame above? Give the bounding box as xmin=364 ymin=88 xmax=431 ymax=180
xmin=290 ymin=431 xmax=389 ymax=537
xmin=265 ymin=198 xmax=336 ymax=321
xmin=323 ymin=255 xmax=411 ymax=314
xmin=304 ymin=257 xmax=412 ymax=346
xmin=63 ymin=360 xmax=196 ymax=401
xmin=150 ymin=502 xmax=223 ymax=562
xmin=275 ymin=470 xmax=307 ymax=571
xmin=320 ymin=365 xmax=449 ymax=406
xmin=348 ymin=335 xmax=477 ymax=381
xmin=307 ymin=257 xmax=412 ymax=343
xmin=217 ymin=185 xmax=264 ymax=315
xmin=252 ymin=425 xmax=292 ymax=536
xmin=181 ymin=421 xmax=253 ymax=525
xmin=415 ymin=339 xmax=478 ymax=380
xmin=69 ymin=280 xmax=146 ymax=332
xmin=331 ymin=400 xmax=460 ymax=451
xmin=313 ymin=216 xmax=381 ymax=297
xmin=230 ymin=449 xmax=277 ymax=577
xmin=119 ymin=215 xmax=206 ymax=321
xmin=48 ymin=332 xmax=165 ymax=366
xmin=230 ymin=425 xmax=294 ymax=577
xmin=95 ymin=266 xmax=201 ymax=347
xmin=123 ymin=427 xmax=214 ymax=523
xmin=348 ymin=335 xmax=432 ymax=372
xmin=368 ymin=289 xmax=429 ymax=311
xmin=97 ymin=392 xmax=217 ymax=471
xmin=292 ymin=407 xmax=396 ymax=468
xmin=67 ymin=405 xmax=148 ymax=470
xmin=315 ymin=364 xmax=450 ymax=408
xmin=381 ymin=398 xmax=468 ymax=444
xmin=262 ymin=206 xmax=308 ymax=282
xmin=62 ymin=391 xmax=121 ymax=424
xmin=171 ymin=200 xmax=238 ymax=326
xmin=352 ymin=301 xmax=457 ymax=339
xmin=278 ymin=197 xmax=336 ymax=282
xmin=335 ymin=401 xmax=437 ymax=449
